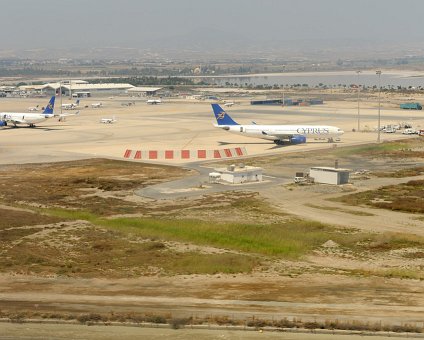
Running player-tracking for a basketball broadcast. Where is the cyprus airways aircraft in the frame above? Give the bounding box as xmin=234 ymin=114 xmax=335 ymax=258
xmin=212 ymin=104 xmax=344 ymax=145
xmin=1 ymin=96 xmax=55 ymax=127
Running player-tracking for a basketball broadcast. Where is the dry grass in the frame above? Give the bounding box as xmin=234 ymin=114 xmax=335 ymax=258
xmin=0 ymin=158 xmax=189 ymax=215
xmin=1 ymin=221 xmax=259 ymax=277
xmin=305 ymin=203 xmax=375 ymax=216
xmin=373 ymin=166 xmax=424 ymax=178
xmin=333 ymin=139 xmax=424 ymax=158
xmin=0 ymin=208 xmax=64 ymax=242
xmin=337 ymin=179 xmax=424 ymax=213
xmin=1 ymin=158 xmax=423 ymax=279
xmin=0 ymin=310 xmax=422 ymax=333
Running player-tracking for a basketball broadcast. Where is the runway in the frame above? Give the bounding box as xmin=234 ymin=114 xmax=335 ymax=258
xmin=0 ymin=97 xmax=420 ymax=166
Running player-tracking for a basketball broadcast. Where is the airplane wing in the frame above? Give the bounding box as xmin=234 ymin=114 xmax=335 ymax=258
xmin=57 ymin=111 xmax=80 ymax=121
xmin=59 ymin=111 xmax=79 ymax=117
xmin=261 ymin=131 xmax=294 ymax=139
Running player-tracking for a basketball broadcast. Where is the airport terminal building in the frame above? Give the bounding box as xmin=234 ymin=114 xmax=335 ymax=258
xmin=19 ymin=80 xmax=135 ymax=97
xmin=14 ymin=81 xmax=163 ymax=98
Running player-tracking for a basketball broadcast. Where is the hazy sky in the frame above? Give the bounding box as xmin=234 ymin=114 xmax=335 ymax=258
xmin=1 ymin=0 xmax=424 ymax=50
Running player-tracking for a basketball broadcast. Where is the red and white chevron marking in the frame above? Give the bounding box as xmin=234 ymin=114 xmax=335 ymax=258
xmin=123 ymin=147 xmax=247 ymax=160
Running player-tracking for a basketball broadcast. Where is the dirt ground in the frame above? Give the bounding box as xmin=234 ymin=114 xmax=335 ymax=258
xmin=1 ymin=95 xmax=424 ymax=338
xmin=1 ymin=138 xmax=424 ymax=335
xmin=0 ymin=322 xmax=417 ymax=340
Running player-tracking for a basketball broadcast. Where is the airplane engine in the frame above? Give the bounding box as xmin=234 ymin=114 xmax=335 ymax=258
xmin=290 ymin=136 xmax=306 ymax=144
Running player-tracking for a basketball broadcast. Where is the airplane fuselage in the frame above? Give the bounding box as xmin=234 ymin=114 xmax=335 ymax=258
xmin=216 ymin=124 xmax=344 ymax=142
xmin=211 ymin=103 xmax=344 ymax=145
xmin=1 ymin=112 xmax=52 ymax=126
xmin=1 ymin=96 xmax=55 ymax=127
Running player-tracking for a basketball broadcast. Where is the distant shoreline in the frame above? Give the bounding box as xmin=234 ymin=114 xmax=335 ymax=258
xmin=189 ymin=70 xmax=424 ymax=78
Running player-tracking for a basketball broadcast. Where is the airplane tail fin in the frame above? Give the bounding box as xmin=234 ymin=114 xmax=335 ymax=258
xmin=76 ymin=99 xmax=80 ymax=105
xmin=43 ymin=96 xmax=55 ymax=115
xmin=211 ymin=104 xmax=239 ymax=125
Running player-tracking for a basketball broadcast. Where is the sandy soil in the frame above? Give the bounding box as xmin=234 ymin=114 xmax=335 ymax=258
xmin=2 ymin=322 xmax=417 ymax=340
xmin=0 ymin=271 xmax=423 ymax=325
xmin=259 ymin=175 xmax=424 ymax=236
xmin=1 ymin=94 xmax=424 ymax=336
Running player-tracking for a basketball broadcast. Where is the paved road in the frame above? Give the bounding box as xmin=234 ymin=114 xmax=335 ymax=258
xmin=136 ymin=162 xmax=288 ymax=199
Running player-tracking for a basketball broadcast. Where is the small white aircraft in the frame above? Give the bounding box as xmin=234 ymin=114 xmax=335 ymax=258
xmin=1 ymin=96 xmax=55 ymax=127
xmin=211 ymin=104 xmax=344 ymax=145
xmin=62 ymin=99 xmax=80 ymax=110
xmin=91 ymin=102 xmax=102 ymax=108
xmin=100 ymin=116 xmax=116 ymax=124
xmin=224 ymin=101 xmax=235 ymax=107
xmin=146 ymin=99 xmax=161 ymax=105
xmin=28 ymin=105 xmax=39 ymax=112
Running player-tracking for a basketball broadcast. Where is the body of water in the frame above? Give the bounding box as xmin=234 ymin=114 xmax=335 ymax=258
xmin=197 ymin=71 xmax=424 ymax=88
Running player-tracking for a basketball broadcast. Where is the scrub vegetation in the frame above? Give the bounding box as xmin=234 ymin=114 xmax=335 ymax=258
xmin=333 ymin=139 xmax=424 ymax=158
xmin=337 ymin=179 xmax=424 ymax=214
xmin=0 ymin=157 xmax=423 ymax=279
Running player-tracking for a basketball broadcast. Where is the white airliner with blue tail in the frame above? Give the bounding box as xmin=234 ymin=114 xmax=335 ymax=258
xmin=1 ymin=96 xmax=55 ymax=127
xmin=211 ymin=104 xmax=344 ymax=145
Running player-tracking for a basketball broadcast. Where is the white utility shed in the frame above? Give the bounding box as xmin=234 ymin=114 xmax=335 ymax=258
xmin=309 ymin=167 xmax=350 ymax=185
xmin=214 ymin=165 xmax=263 ymax=184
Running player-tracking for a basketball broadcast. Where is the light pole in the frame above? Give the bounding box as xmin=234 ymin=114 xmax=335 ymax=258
xmin=356 ymin=70 xmax=361 ymax=132
xmin=59 ymin=80 xmax=63 ymax=116
xmin=376 ymin=70 xmax=382 ymax=143
xmin=282 ymin=65 xmax=286 ymax=108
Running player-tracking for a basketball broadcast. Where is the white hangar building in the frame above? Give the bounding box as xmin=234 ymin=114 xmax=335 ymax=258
xmin=19 ymin=80 xmax=135 ymax=97
xmin=44 ymin=82 xmax=135 ymax=97
xmin=127 ymin=87 xmax=163 ymax=97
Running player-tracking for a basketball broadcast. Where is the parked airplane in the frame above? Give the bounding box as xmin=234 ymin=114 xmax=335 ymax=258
xmin=224 ymin=101 xmax=235 ymax=107
xmin=146 ymin=99 xmax=161 ymax=105
xmin=91 ymin=102 xmax=102 ymax=108
xmin=1 ymin=96 xmax=55 ymax=127
xmin=100 ymin=116 xmax=116 ymax=124
xmin=211 ymin=104 xmax=344 ymax=145
xmin=28 ymin=105 xmax=39 ymax=112
xmin=62 ymin=99 xmax=80 ymax=110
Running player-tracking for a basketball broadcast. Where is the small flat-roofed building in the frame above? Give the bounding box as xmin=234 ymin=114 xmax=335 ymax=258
xmin=127 ymin=87 xmax=163 ymax=97
xmin=72 ymin=91 xmax=91 ymax=98
xmin=309 ymin=167 xmax=350 ymax=185
xmin=214 ymin=164 xmax=263 ymax=184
